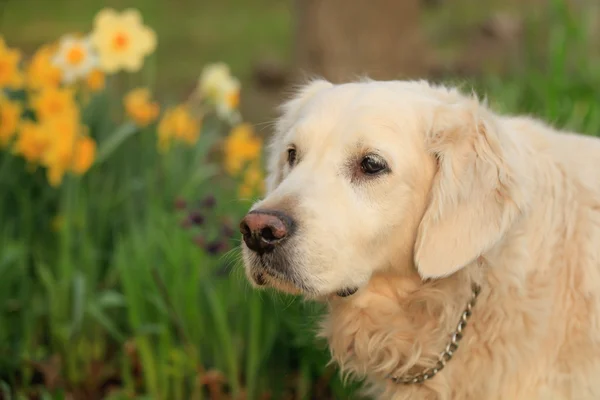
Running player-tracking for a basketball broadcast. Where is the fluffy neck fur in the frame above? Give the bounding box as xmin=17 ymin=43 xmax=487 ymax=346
xmin=320 ymin=267 xmax=483 ymax=400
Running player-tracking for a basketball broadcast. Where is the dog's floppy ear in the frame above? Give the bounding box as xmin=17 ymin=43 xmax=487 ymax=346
xmin=414 ymin=95 xmax=529 ymax=279
xmin=265 ymin=78 xmax=333 ymax=193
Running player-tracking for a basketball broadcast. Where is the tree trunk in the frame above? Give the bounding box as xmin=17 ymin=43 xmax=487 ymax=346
xmin=293 ymin=0 xmax=430 ymax=83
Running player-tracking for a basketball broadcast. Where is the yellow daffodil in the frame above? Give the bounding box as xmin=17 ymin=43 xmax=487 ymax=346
xmin=71 ymin=136 xmax=96 ymax=175
xmin=123 ymin=88 xmax=160 ymax=127
xmin=40 ymin=112 xmax=89 ymax=186
xmin=0 ymin=36 xmax=23 ymax=89
xmin=198 ymin=62 xmax=241 ymax=120
xmin=215 ymin=77 xmax=241 ymax=120
xmin=85 ymin=69 xmax=105 ymax=92
xmin=91 ymin=8 xmax=157 ymax=73
xmin=43 ymin=110 xmax=84 ymax=146
xmin=45 ymin=144 xmax=72 ymax=186
xmin=198 ymin=63 xmax=232 ymax=100
xmin=13 ymin=121 xmax=50 ymax=164
xmin=26 ymin=44 xmax=63 ymax=90
xmin=157 ymin=105 xmax=201 ymax=152
xmin=238 ymin=162 xmax=265 ymax=198
xmin=52 ymin=34 xmax=98 ymax=84
xmin=31 ymin=87 xmax=78 ymax=122
xmin=223 ymin=123 xmax=262 ymax=175
xmin=0 ymin=96 xmax=22 ymax=147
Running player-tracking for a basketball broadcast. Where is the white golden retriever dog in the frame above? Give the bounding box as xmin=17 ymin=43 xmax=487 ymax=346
xmin=238 ymin=78 xmax=600 ymax=399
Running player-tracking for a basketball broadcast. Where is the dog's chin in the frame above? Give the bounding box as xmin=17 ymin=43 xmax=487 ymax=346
xmin=248 ymin=269 xmax=303 ymax=295
xmin=242 ymin=250 xmax=364 ymax=299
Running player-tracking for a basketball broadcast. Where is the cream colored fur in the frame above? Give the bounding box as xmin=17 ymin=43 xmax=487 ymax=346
xmin=240 ymin=78 xmax=600 ymax=399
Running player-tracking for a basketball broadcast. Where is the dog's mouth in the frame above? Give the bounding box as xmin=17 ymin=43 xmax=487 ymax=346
xmin=249 ymin=257 xmax=306 ymax=294
xmin=336 ymin=287 xmax=359 ymax=297
xmin=246 ymin=252 xmax=361 ymax=298
xmin=252 ymin=267 xmax=359 ymax=299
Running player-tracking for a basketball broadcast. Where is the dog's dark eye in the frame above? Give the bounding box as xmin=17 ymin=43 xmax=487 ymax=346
xmin=360 ymin=155 xmax=388 ymax=175
xmin=287 ymin=148 xmax=297 ymax=166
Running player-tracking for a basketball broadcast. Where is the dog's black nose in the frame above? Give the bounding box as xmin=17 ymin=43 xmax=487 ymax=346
xmin=239 ymin=210 xmax=294 ymax=253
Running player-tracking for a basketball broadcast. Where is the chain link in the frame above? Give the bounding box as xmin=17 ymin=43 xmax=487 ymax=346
xmin=389 ymin=284 xmax=481 ymax=385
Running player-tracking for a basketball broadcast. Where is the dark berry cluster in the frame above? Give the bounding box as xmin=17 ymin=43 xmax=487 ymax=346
xmin=175 ymin=195 xmax=237 ymax=256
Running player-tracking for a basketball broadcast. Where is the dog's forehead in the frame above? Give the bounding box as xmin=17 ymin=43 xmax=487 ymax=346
xmin=283 ymin=84 xmax=421 ymax=150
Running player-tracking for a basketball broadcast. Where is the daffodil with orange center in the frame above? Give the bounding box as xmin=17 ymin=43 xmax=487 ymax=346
xmin=157 ymin=105 xmax=201 ymax=152
xmin=52 ymin=34 xmax=98 ymax=84
xmin=0 ymin=96 xmax=22 ymax=147
xmin=13 ymin=121 xmax=51 ymax=164
xmin=0 ymin=36 xmax=23 ymax=89
xmin=223 ymin=123 xmax=262 ymax=176
xmin=31 ymin=87 xmax=78 ymax=122
xmin=26 ymin=44 xmax=63 ymax=90
xmin=124 ymin=88 xmax=160 ymax=127
xmin=91 ymin=8 xmax=157 ymax=73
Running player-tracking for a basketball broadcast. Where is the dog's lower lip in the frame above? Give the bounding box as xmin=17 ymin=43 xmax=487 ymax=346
xmin=254 ymin=272 xmax=266 ymax=286
xmin=336 ymin=287 xmax=358 ymax=297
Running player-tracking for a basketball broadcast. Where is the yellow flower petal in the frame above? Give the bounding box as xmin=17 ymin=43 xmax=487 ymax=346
xmin=238 ymin=163 xmax=265 ymax=197
xmin=71 ymin=136 xmax=96 ymax=175
xmin=121 ymin=8 xmax=143 ymax=26
xmin=91 ymin=8 xmax=156 ymax=74
xmin=52 ymin=34 xmax=98 ymax=84
xmin=26 ymin=44 xmax=63 ymax=90
xmin=31 ymin=87 xmax=78 ymax=122
xmin=123 ymin=88 xmax=160 ymax=127
xmin=13 ymin=121 xmax=50 ymax=164
xmin=93 ymin=8 xmax=119 ymax=31
xmin=138 ymin=26 xmax=157 ymax=54
xmin=40 ymin=110 xmax=89 ymax=186
xmin=157 ymin=105 xmax=201 ymax=151
xmin=97 ymin=54 xmax=121 ymax=74
xmin=0 ymin=97 xmax=22 ymax=147
xmin=85 ymin=69 xmax=105 ymax=92
xmin=121 ymin=51 xmax=144 ymax=72
xmin=47 ymin=163 xmax=66 ymax=187
xmin=0 ymin=36 xmax=24 ymax=89
xmin=198 ymin=62 xmax=232 ymax=100
xmin=224 ymin=123 xmax=262 ymax=176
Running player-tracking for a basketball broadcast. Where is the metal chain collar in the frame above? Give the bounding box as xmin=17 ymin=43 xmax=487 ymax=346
xmin=389 ymin=283 xmax=482 ymax=385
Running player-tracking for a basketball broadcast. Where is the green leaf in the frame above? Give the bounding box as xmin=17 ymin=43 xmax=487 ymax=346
xmin=136 ymin=323 xmax=164 ymax=336
xmin=96 ymin=290 xmax=127 ymax=308
xmin=0 ymin=242 xmax=25 ymax=284
xmin=70 ymin=272 xmax=86 ymax=336
xmin=94 ymin=122 xmax=138 ymax=165
xmin=36 ymin=264 xmax=56 ymax=300
xmin=86 ymin=303 xmax=125 ymax=342
xmin=181 ymin=164 xmax=220 ymax=196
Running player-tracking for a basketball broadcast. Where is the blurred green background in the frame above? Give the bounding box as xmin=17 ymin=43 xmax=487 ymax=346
xmin=0 ymin=0 xmax=599 ymax=399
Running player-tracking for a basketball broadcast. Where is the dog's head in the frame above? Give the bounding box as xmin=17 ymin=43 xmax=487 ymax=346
xmin=239 ymin=79 xmax=529 ymax=298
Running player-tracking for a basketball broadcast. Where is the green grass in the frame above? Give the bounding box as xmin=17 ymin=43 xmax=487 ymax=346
xmin=0 ymin=0 xmax=599 ymax=399
xmin=0 ymin=81 xmax=354 ymax=398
